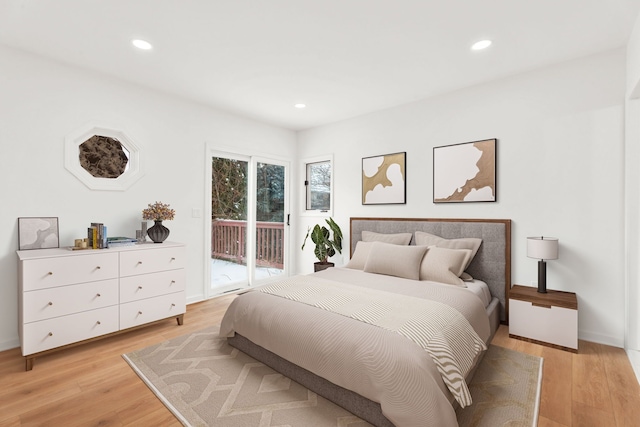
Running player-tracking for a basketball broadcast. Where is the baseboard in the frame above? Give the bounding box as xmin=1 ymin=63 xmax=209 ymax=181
xmin=578 ymin=330 xmax=624 ymax=348
xmin=0 ymin=337 xmax=20 ymax=352
xmin=627 ymin=349 xmax=640 ymax=385
xmin=186 ymin=294 xmax=205 ymax=304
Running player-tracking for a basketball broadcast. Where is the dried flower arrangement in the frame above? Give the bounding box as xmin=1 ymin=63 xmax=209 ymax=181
xmin=142 ymin=201 xmax=175 ymax=221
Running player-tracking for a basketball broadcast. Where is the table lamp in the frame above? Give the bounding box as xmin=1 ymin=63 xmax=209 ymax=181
xmin=527 ymin=236 xmax=559 ymax=293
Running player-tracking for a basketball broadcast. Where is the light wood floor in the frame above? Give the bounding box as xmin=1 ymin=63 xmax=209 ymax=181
xmin=1 ymin=295 xmax=639 ymax=427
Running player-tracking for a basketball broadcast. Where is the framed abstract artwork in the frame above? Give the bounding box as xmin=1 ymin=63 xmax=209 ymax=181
xmin=362 ymin=152 xmax=406 ymax=205
xmin=18 ymin=217 xmax=60 ymax=250
xmin=433 ymin=139 xmax=496 ymax=203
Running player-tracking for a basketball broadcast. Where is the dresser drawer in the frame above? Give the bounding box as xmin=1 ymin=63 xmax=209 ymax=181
xmin=22 ymin=279 xmax=118 ymax=323
xmin=21 ymin=305 xmax=119 ymax=356
xmin=21 ymin=252 xmax=118 ymax=291
xmin=119 ymin=269 xmax=186 ymax=303
xmin=510 ymin=298 xmax=578 ymax=350
xmin=119 ymin=246 xmax=185 ymax=277
xmin=120 ymin=291 xmax=186 ymax=329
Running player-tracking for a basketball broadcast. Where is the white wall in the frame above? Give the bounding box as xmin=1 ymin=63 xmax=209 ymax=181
xmin=0 ymin=45 xmax=296 ymax=351
xmin=297 ymin=49 xmax=627 ymax=347
xmin=627 ymin=13 xmax=640 ymax=98
xmin=626 ymin=12 xmax=640 ymax=353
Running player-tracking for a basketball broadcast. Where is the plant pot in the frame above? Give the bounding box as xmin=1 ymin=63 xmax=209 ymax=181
xmin=147 ymin=220 xmax=170 ymax=243
xmin=314 ymin=262 xmax=334 ymax=272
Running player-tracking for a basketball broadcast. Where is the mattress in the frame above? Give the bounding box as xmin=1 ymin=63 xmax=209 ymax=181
xmin=463 ymin=279 xmax=492 ymax=308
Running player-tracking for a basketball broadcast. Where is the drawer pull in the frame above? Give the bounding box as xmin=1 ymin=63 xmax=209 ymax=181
xmin=171 ymin=303 xmax=176 ymax=307
xmin=96 ymin=321 xmax=101 ymax=325
xmin=138 ymin=311 xmax=143 ymax=315
xmin=96 ymin=293 xmax=101 ymax=297
xmin=137 ymin=286 xmax=143 ymax=290
xmin=47 ymin=272 xmax=53 ymax=276
xmin=48 ymin=332 xmax=53 ymax=337
xmin=171 ymin=257 xmax=176 ymax=261
xmin=96 ymin=266 xmax=101 ymax=270
xmin=171 ymin=280 xmax=176 ymax=285
xmin=137 ymin=261 xmax=143 ymax=265
xmin=532 ymin=302 xmax=552 ymax=309
xmin=48 ymin=302 xmax=53 ymax=306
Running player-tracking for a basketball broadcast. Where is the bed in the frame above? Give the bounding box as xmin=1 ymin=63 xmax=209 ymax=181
xmin=220 ymin=217 xmax=511 ymax=427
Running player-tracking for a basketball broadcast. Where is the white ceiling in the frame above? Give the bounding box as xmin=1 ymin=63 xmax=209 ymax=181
xmin=1 ymin=1 xmax=639 ymax=131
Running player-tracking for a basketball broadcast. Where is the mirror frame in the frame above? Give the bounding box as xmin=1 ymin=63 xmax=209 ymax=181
xmin=65 ymin=123 xmax=144 ymax=191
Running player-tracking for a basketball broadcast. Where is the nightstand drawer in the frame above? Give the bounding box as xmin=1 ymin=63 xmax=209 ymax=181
xmin=510 ymin=298 xmax=578 ymax=350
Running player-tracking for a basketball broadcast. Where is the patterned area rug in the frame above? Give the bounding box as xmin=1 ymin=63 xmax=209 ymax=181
xmin=123 ymin=326 xmax=542 ymax=427
xmin=456 ymin=344 xmax=543 ymax=426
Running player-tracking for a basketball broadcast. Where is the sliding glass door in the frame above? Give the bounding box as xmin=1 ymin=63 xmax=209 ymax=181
xmin=255 ymin=160 xmax=286 ymax=282
xmin=210 ymin=155 xmax=249 ymax=291
xmin=209 ymin=151 xmax=288 ymax=295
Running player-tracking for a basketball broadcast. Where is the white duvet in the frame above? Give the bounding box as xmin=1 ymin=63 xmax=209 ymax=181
xmin=220 ymin=268 xmax=490 ymax=427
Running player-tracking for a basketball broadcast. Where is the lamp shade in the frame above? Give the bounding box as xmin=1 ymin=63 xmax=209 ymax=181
xmin=527 ymin=237 xmax=559 ymax=260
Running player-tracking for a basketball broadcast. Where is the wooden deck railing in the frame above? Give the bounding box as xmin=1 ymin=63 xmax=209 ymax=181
xmin=211 ymin=220 xmax=284 ymax=269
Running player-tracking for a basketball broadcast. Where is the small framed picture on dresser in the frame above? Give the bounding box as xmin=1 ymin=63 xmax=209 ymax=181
xmin=18 ymin=217 xmax=60 ymax=250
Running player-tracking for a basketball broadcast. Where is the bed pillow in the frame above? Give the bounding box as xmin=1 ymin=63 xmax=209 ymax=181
xmin=344 ymin=241 xmax=375 ymax=270
xmin=460 ymin=272 xmax=474 ymax=282
xmin=419 ymin=247 xmax=471 ymax=287
xmin=363 ymin=242 xmax=428 ymax=280
xmin=414 ymin=231 xmax=481 ymax=270
xmin=362 ymin=231 xmax=412 ymax=245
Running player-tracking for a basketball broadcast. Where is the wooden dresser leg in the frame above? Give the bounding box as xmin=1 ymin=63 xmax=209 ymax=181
xmin=25 ymin=357 xmax=34 ymax=371
xmin=176 ymin=314 xmax=184 ymax=326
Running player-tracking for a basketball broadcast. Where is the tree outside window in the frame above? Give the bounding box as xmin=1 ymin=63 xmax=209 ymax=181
xmin=306 ymin=160 xmax=331 ymax=211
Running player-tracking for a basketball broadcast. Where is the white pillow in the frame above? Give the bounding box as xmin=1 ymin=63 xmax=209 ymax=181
xmin=363 ymin=242 xmax=428 ymax=280
xmin=362 ymin=231 xmax=412 ymax=245
xmin=419 ymin=246 xmax=471 ymax=287
xmin=460 ymin=272 xmax=474 ymax=282
xmin=344 ymin=241 xmax=375 ymax=270
xmin=414 ymin=231 xmax=481 ymax=270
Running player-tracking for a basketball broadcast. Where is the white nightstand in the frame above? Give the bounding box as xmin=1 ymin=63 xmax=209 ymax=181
xmin=509 ymin=284 xmax=578 ymax=353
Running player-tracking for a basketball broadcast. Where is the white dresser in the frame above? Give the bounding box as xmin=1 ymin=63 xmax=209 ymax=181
xmin=17 ymin=242 xmax=186 ymax=370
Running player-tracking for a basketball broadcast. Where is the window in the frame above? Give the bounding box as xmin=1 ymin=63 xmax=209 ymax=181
xmin=304 ymin=156 xmax=332 ymax=213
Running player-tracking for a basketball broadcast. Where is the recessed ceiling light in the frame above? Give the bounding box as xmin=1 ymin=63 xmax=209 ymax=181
xmin=294 ymin=103 xmax=306 ymax=109
xmin=471 ymin=40 xmax=492 ymax=51
xmin=132 ymin=39 xmax=153 ymax=50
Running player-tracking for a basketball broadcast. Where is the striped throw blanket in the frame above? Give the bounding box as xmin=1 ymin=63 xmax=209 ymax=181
xmin=259 ymin=275 xmax=487 ymax=407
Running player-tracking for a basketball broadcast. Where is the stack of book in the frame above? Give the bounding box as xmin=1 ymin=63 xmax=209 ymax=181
xmin=106 ymin=237 xmax=137 ymax=248
xmin=88 ymin=222 xmax=107 ymax=249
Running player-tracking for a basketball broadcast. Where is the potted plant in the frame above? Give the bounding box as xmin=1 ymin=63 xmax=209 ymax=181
xmin=301 ymin=217 xmax=343 ymax=272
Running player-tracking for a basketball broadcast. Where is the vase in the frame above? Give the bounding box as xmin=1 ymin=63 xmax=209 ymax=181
xmin=314 ymin=261 xmax=334 ymax=272
xmin=147 ymin=220 xmax=170 ymax=243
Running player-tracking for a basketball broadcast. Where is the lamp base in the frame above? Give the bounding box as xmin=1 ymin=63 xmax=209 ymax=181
xmin=537 ymin=260 xmax=547 ymax=293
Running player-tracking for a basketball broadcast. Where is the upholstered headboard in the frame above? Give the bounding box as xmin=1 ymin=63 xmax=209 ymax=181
xmin=350 ymin=217 xmax=511 ymax=323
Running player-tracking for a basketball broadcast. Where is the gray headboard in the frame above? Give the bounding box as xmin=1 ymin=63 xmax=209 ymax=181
xmin=350 ymin=217 xmax=511 ymax=324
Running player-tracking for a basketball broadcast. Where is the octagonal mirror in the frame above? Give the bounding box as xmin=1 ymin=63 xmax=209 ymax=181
xmin=65 ymin=124 xmax=143 ymax=191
